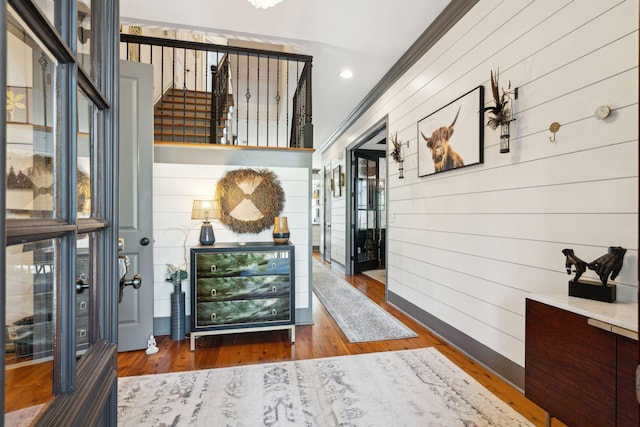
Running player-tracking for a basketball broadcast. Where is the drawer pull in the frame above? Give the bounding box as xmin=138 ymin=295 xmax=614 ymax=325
xmin=211 ymin=289 xmax=217 ymax=297
xmin=271 ymin=285 xmax=277 ymax=293
xmin=211 ymin=313 xmax=217 ymax=320
xmin=271 ymin=309 xmax=277 ymax=316
xmin=79 ymin=301 xmax=87 ymax=310
xmin=271 ymin=262 xmax=276 ymax=269
xmin=79 ymin=329 xmax=87 ymax=338
xmin=210 ymin=265 xmax=217 ymax=272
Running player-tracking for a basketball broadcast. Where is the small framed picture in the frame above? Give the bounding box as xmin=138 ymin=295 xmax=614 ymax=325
xmin=332 ymin=165 xmax=341 ymax=197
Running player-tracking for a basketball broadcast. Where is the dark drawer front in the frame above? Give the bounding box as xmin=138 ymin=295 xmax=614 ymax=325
xmin=195 ymin=298 xmax=290 ymax=328
xmin=196 ymin=275 xmax=291 ymax=301
xmin=194 ymin=251 xmax=290 ymax=278
xmin=76 ymin=290 xmax=90 ymax=316
xmin=76 ymin=315 xmax=89 ymax=347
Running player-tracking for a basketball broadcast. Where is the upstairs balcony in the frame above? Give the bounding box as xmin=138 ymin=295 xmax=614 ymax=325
xmin=119 ymin=32 xmax=313 ymax=149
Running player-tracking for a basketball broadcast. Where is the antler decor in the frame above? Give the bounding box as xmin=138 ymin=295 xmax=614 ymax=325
xmin=389 ymin=132 xmax=409 ymax=179
xmin=483 ymin=69 xmax=517 ymax=153
xmin=562 ymin=246 xmax=626 ymax=302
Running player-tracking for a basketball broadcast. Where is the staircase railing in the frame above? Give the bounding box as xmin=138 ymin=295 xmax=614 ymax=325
xmin=120 ymin=34 xmax=313 ymax=149
xmin=290 ymin=61 xmax=312 ymax=148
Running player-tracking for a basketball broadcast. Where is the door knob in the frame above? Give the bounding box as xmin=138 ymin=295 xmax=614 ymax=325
xmin=119 ymin=273 xmax=142 ymax=303
xmin=76 ymin=274 xmax=90 ymax=293
xmin=140 ymin=237 xmax=150 ymax=246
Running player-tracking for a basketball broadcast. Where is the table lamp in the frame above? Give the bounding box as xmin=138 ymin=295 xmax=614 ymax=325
xmin=191 ymin=200 xmax=220 ymax=245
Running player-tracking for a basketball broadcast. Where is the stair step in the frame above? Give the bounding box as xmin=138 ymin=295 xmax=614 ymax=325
xmin=155 ymin=135 xmax=213 ymax=143
xmin=155 ymin=114 xmax=211 ymax=123
xmin=154 ymin=126 xmax=225 ymax=135
xmin=166 ymin=88 xmax=211 ymax=99
xmin=153 ymin=123 xmax=209 ymax=133
xmin=155 ymin=129 xmax=209 ymax=137
xmin=157 ymin=103 xmax=211 ymax=111
xmin=154 ymin=87 xmax=232 ymax=143
xmin=154 ymin=131 xmax=225 ymax=142
xmin=154 ymin=120 xmax=226 ymax=130
xmin=162 ymin=95 xmax=211 ymax=105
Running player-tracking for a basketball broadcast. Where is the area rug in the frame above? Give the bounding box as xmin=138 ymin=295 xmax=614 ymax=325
xmin=117 ymin=347 xmax=534 ymax=426
xmin=362 ymin=268 xmax=386 ymax=284
xmin=4 ymin=403 xmax=45 ymax=427
xmin=313 ymin=260 xmax=416 ymax=342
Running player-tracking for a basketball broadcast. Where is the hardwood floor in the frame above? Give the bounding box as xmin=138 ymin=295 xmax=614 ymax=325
xmin=4 ymin=254 xmax=564 ymax=425
xmin=117 ymin=254 xmax=565 ymax=427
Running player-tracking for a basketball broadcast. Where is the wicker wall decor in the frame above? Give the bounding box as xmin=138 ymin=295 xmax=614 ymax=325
xmin=216 ymin=168 xmax=285 ymax=234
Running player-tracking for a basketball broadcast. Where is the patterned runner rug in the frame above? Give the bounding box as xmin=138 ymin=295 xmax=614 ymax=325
xmin=313 ymin=259 xmax=416 ymax=342
xmin=117 ymin=347 xmax=534 ymax=426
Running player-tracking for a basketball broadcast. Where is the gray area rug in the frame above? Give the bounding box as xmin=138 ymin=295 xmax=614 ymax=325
xmin=313 ymin=260 xmax=416 ymax=342
xmin=117 ymin=347 xmax=534 ymax=426
xmin=4 ymin=403 xmax=44 ymax=427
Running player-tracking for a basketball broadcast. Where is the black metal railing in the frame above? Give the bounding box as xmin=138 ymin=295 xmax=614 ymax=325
xmin=291 ymin=61 xmax=312 ymax=148
xmin=120 ymin=34 xmax=313 ymax=149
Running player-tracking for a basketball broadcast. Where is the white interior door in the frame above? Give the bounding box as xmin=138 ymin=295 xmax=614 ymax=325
xmin=118 ymin=60 xmax=155 ymax=351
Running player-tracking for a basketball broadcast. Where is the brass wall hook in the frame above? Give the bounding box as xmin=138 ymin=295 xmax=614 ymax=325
xmin=549 ymin=122 xmax=560 ymax=142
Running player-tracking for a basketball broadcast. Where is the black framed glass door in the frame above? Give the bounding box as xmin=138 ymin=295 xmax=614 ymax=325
xmin=2 ymin=0 xmax=121 ymax=424
xmin=353 ymin=150 xmax=385 ymax=274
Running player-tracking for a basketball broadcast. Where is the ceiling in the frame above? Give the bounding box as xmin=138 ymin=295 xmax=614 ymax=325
xmin=120 ymin=0 xmax=453 ymax=158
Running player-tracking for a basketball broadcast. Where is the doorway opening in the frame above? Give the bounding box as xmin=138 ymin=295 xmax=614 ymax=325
xmin=349 ymin=125 xmax=387 ymax=276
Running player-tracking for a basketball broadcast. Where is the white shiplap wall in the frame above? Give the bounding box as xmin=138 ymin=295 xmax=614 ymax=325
xmin=321 ymin=0 xmax=638 ymax=374
xmin=152 ymin=146 xmax=312 ymax=329
xmin=328 ymin=159 xmax=347 ymax=268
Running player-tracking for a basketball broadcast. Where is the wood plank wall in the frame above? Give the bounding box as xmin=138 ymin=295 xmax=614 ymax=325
xmin=321 ymin=0 xmax=639 ymax=378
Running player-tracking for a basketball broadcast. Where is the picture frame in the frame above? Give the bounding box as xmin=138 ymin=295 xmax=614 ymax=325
xmin=332 ymin=165 xmax=341 ymax=197
xmin=417 ymin=86 xmax=484 ymax=177
xmin=6 ymin=86 xmax=32 ymax=124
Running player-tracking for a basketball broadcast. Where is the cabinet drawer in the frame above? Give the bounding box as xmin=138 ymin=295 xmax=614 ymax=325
xmin=195 ymin=298 xmax=291 ymax=327
xmin=525 ymin=299 xmax=616 ymax=427
xmin=196 ymin=275 xmax=291 ymax=301
xmin=76 ymin=315 xmax=89 ymax=347
xmin=194 ymin=251 xmax=290 ymax=278
xmin=76 ymin=291 xmax=89 ymax=315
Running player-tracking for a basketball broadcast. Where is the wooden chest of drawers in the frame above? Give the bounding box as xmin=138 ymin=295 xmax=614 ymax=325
xmin=189 ymin=242 xmax=295 ymax=350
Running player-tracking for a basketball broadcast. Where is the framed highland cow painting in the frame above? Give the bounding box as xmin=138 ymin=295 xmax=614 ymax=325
xmin=417 ymin=86 xmax=484 ymax=177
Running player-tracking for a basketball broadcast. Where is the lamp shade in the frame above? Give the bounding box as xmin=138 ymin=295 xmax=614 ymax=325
xmin=191 ymin=200 xmax=220 ymax=221
xmin=192 ymin=200 xmax=220 ymax=246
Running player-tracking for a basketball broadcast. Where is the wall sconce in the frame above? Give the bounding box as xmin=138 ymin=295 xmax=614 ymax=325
xmin=500 ymin=116 xmax=516 ymax=153
xmin=191 ymin=199 xmax=221 ymax=245
xmin=390 ymin=132 xmax=410 ymax=179
xmin=485 ymin=69 xmax=517 ymax=154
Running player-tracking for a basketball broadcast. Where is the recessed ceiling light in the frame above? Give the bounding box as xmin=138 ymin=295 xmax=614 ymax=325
xmin=340 ymin=69 xmax=353 ymax=79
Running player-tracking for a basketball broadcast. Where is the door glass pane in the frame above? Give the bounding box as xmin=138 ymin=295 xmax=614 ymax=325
xmin=5 ymin=239 xmax=58 ymax=413
xmin=77 ymin=89 xmax=93 ymax=217
xmin=31 ymin=0 xmax=57 ymax=28
xmin=6 ymin=8 xmax=58 ymax=219
xmin=76 ymin=0 xmax=93 ymax=76
xmin=76 ymin=235 xmax=91 ymax=357
xmin=356 ymin=158 xmax=377 ymax=262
